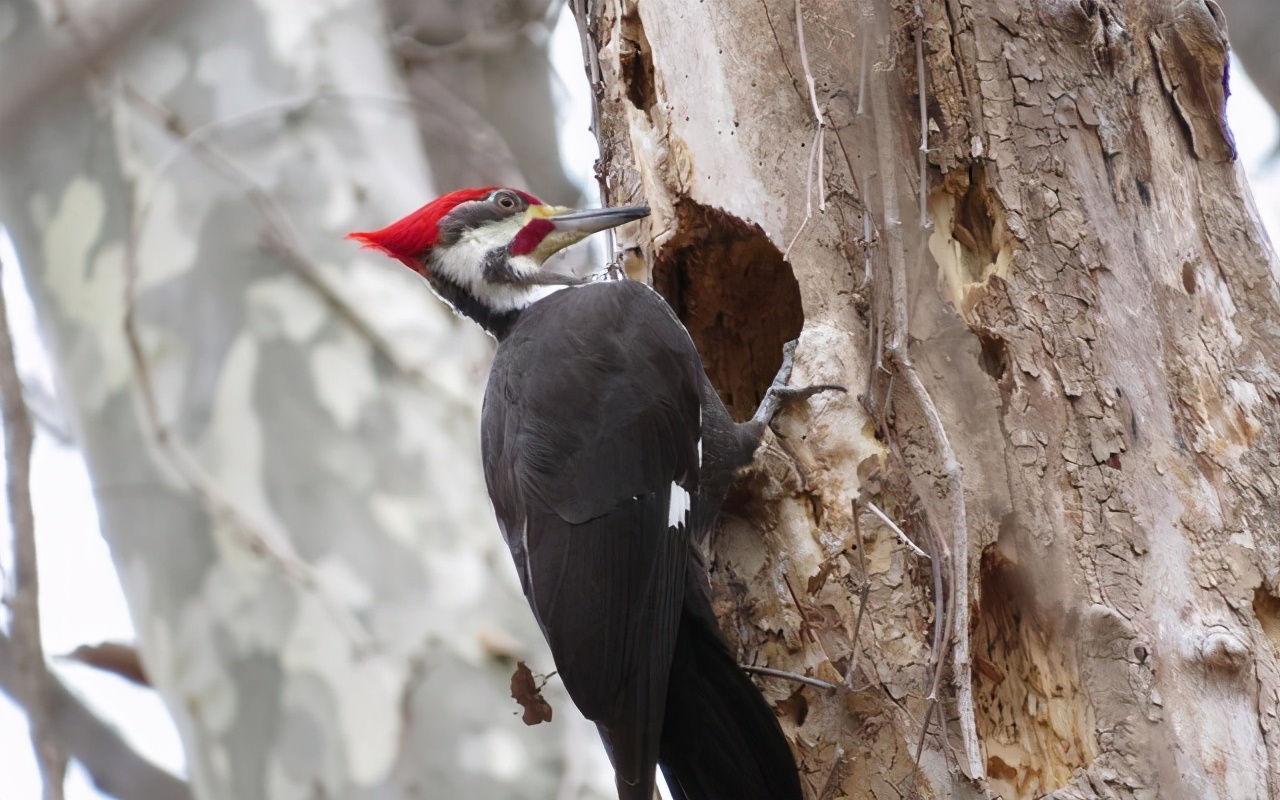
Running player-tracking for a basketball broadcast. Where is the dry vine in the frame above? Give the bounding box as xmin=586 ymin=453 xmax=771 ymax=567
xmin=863 ymin=12 xmax=983 ymax=781
xmin=784 ymin=0 xmax=831 ymax=260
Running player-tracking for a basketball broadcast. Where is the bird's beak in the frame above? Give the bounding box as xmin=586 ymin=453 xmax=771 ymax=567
xmin=545 ymin=205 xmax=650 ymax=234
xmin=516 ymin=204 xmax=649 ymax=263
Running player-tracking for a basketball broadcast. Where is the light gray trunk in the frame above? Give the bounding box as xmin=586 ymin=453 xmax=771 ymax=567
xmin=583 ymin=1 xmax=1280 ymax=798
xmin=1215 ymin=0 xmax=1280 ymax=125
xmin=0 ymin=0 xmax=609 ymax=797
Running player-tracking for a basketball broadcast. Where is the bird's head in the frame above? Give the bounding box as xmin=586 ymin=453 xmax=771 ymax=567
xmin=348 ymin=187 xmax=648 ymax=335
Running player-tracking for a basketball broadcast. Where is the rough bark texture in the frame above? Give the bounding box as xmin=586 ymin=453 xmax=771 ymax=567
xmin=583 ymin=1 xmax=1280 ymax=798
xmin=0 ymin=0 xmax=610 ymax=798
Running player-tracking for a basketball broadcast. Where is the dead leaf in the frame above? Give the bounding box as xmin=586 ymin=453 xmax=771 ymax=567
xmin=65 ymin=641 xmax=150 ymax=687
xmin=510 ymin=661 xmax=553 ymax=725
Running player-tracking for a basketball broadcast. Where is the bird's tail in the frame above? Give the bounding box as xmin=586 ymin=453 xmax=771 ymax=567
xmin=658 ymin=601 xmax=804 ymax=800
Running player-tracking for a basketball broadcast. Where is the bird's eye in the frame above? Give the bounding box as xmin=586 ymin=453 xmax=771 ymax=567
xmin=494 ymin=192 xmax=518 ymax=210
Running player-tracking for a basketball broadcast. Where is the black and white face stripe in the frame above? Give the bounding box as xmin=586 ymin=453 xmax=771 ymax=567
xmin=435 ymin=190 xmax=531 ymax=246
xmin=429 ymin=203 xmax=570 ymax=316
xmin=481 ymin=247 xmax=522 ymax=285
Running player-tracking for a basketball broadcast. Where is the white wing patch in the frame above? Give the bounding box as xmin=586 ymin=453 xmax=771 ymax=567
xmin=696 ymin=408 xmax=703 ymax=468
xmin=668 ymin=482 xmax=691 ymax=529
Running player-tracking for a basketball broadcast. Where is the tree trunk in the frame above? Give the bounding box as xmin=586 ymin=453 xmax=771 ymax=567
xmin=581 ymin=1 xmax=1280 ymax=798
xmin=0 ymin=0 xmax=610 ymax=797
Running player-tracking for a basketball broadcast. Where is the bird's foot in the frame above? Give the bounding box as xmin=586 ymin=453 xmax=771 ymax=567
xmin=750 ymin=340 xmax=846 ymax=427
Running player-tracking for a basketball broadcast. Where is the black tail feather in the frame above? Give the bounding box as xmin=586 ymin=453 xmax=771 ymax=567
xmin=658 ymin=603 xmax=804 ymax=800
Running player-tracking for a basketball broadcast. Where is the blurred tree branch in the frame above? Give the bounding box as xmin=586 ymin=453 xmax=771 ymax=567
xmin=0 ymin=256 xmax=67 ymax=798
xmin=0 ymin=241 xmax=176 ymax=800
xmin=1217 ymin=0 xmax=1280 ymax=134
xmin=388 ymin=0 xmax=580 ymax=203
xmin=0 ymin=0 xmax=169 ymax=139
xmin=0 ymin=631 xmax=191 ymax=800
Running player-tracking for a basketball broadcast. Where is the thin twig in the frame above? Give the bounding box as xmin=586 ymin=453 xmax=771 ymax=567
xmin=568 ymin=0 xmax=617 ymax=258
xmin=845 ymin=501 xmax=871 ymax=690
xmin=794 ymin=0 xmax=829 ymax=211
xmin=865 ymin=500 xmax=931 ymax=560
xmin=915 ymin=6 xmax=931 ymax=228
xmin=782 ymin=572 xmax=817 ymax=645
xmin=816 ymin=744 xmax=847 ymax=800
xmin=911 ymin=697 xmax=940 ymax=773
xmin=569 ymin=0 xmax=604 ymax=129
xmin=894 ymin=352 xmax=979 ymax=771
xmin=783 ymin=0 xmax=829 ymax=259
xmin=784 ymin=126 xmax=824 ymax=260
xmin=0 ymin=632 xmax=191 ymax=800
xmin=778 ymin=567 xmax=843 ymax=683
xmin=862 ymin=198 xmax=874 ymax=286
xmin=741 ymin=664 xmax=840 ymax=692
xmin=0 ymin=257 xmax=67 ymax=800
xmin=924 ymin=501 xmax=949 ymax=695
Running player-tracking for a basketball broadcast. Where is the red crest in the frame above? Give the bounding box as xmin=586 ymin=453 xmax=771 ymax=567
xmin=347 ymin=187 xmax=543 ymax=269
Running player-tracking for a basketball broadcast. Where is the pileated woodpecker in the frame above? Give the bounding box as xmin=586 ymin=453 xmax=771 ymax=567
xmin=350 ymin=187 xmax=835 ymax=800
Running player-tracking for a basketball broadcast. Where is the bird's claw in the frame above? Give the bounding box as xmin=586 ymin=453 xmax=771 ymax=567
xmin=769 ymin=383 xmax=848 ymax=403
xmin=751 ymin=340 xmax=846 ymax=426
xmin=771 ymin=339 xmax=801 ymax=388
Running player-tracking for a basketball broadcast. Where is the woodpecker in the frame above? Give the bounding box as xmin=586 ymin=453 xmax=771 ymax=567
xmin=350 ymin=187 xmax=835 ymax=800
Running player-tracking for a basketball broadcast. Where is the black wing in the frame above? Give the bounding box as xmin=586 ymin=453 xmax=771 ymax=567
xmin=481 ymin=281 xmax=702 ymax=792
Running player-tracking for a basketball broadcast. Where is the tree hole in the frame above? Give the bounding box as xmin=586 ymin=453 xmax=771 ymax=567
xmin=620 ymin=9 xmax=657 ymax=114
xmin=1135 ymin=178 xmax=1152 ymax=206
xmin=951 ymin=164 xmax=1007 ymax=281
xmin=1254 ymin=587 xmax=1280 ymax=659
xmin=1181 ymin=261 xmax=1198 ymax=295
xmin=977 ymin=331 xmax=1008 ymax=382
xmin=652 ymin=200 xmax=805 ymax=419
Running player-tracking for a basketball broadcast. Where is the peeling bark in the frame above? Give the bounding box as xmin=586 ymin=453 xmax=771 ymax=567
xmin=582 ymin=1 xmax=1280 ymax=798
